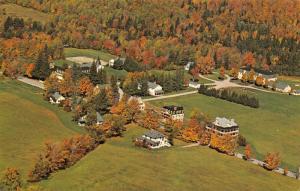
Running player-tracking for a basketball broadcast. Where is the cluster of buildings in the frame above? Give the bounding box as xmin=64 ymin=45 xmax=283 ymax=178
xmin=238 ymin=66 xmax=300 ymax=94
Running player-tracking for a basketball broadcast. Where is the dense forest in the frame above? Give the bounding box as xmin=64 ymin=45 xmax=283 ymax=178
xmin=1 ymin=0 xmax=300 ymax=75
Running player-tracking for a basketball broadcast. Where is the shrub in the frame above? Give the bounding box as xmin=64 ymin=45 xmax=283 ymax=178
xmin=237 ymin=134 xmax=247 ymax=146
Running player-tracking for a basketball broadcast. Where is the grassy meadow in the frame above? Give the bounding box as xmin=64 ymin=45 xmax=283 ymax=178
xmin=0 ymin=80 xmax=84 ymax=175
xmin=151 ymin=88 xmax=300 ymax=170
xmin=0 ymin=3 xmax=51 ymax=24
xmin=64 ymin=48 xmax=117 ymax=61
xmin=0 ymin=79 xmax=299 ymax=190
xmin=38 ymin=125 xmax=300 ymax=191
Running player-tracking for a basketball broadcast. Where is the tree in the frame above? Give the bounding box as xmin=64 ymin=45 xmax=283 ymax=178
xmin=89 ymin=61 xmax=98 ymax=85
xmin=230 ymin=67 xmax=239 ymax=79
xmin=140 ymin=76 xmax=149 ymax=96
xmin=32 ymin=45 xmax=50 ymax=80
xmin=248 ymin=69 xmax=255 ymax=83
xmin=26 ymin=63 xmax=35 ymax=78
xmin=255 ymin=75 xmax=264 ymax=86
xmin=110 ymin=75 xmax=119 ymax=104
xmin=0 ymin=168 xmax=22 ymax=191
xmin=93 ymin=89 xmax=109 ymax=114
xmin=242 ymin=52 xmax=256 ymax=67
xmin=264 ymin=152 xmax=280 ymax=170
xmin=78 ymin=77 xmax=94 ymax=97
xmin=59 ymin=68 xmax=75 ymax=96
xmin=244 ymin=144 xmax=252 ymax=160
xmin=28 ymin=154 xmax=51 ymax=182
xmin=101 ymin=114 xmax=126 ymax=137
xmin=241 ymin=72 xmax=248 ymax=83
xmin=219 ymin=66 xmax=225 ymax=80
xmin=139 ymin=109 xmax=160 ymax=130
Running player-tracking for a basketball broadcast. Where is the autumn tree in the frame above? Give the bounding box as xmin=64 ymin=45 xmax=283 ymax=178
xmin=59 ymin=68 xmax=75 ymax=96
xmin=255 ymin=75 xmax=264 ymax=86
xmin=244 ymin=144 xmax=252 ymax=160
xmin=139 ymin=109 xmax=160 ymax=130
xmin=0 ymin=168 xmax=22 ymax=191
xmin=93 ymin=88 xmax=109 ymax=114
xmin=241 ymin=72 xmax=248 ymax=83
xmin=264 ymin=152 xmax=281 ymax=170
xmin=25 ymin=63 xmax=35 ymax=78
xmin=230 ymin=67 xmax=239 ymax=79
xmin=219 ymin=66 xmax=225 ymax=80
xmin=242 ymin=52 xmax=256 ymax=67
xmin=101 ymin=114 xmax=126 ymax=137
xmin=248 ymin=69 xmax=256 ymax=83
xmin=78 ymin=77 xmax=94 ymax=97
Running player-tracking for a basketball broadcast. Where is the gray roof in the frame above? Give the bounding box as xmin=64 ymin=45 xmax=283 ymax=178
xmin=295 ymin=89 xmax=300 ymax=93
xmin=148 ymin=82 xmax=161 ymax=89
xmin=137 ymin=136 xmax=158 ymax=146
xmin=276 ymin=82 xmax=290 ymax=90
xmin=96 ymin=112 xmax=104 ymax=123
xmin=51 ymin=92 xmax=63 ymax=101
xmin=213 ymin=117 xmax=237 ymax=128
xmin=144 ymin=130 xmax=165 ymax=139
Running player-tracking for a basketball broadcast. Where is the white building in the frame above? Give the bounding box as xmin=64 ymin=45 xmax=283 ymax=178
xmin=185 ymin=61 xmax=194 ymax=71
xmin=292 ymin=89 xmax=300 ymax=96
xmin=162 ymin=105 xmax=184 ymax=122
xmin=275 ymin=82 xmax=292 ymax=93
xmin=206 ymin=117 xmax=239 ymax=137
xmin=49 ymin=92 xmax=65 ymax=104
xmin=109 ymin=59 xmax=115 ymax=67
xmin=136 ymin=130 xmax=171 ymax=149
xmin=189 ymin=81 xmax=200 ymax=89
xmin=148 ymin=82 xmax=164 ymax=96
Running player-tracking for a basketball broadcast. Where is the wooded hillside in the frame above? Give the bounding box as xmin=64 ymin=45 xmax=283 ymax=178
xmin=1 ymin=0 xmax=300 ymax=75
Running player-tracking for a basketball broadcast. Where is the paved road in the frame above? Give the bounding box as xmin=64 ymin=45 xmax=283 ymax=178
xmin=143 ymin=90 xmax=198 ymax=102
xmin=17 ymin=77 xmax=45 ymax=89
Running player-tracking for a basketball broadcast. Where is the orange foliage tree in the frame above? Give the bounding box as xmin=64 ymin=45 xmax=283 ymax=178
xmin=264 ymin=152 xmax=281 ymax=170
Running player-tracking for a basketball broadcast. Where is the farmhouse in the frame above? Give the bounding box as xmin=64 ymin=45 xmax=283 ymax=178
xmin=275 ymin=82 xmax=292 ymax=93
xmin=189 ymin=80 xmax=201 ymax=89
xmin=206 ymin=117 xmax=239 ymax=137
xmin=78 ymin=115 xmax=87 ymax=126
xmin=148 ymin=82 xmax=164 ymax=96
xmin=51 ymin=66 xmax=65 ymax=80
xmin=162 ymin=105 xmax=184 ymax=122
xmin=49 ymin=92 xmax=65 ymax=104
xmin=80 ymin=59 xmax=104 ymax=74
xmin=238 ymin=66 xmax=277 ymax=82
xmin=136 ymin=130 xmax=171 ymax=149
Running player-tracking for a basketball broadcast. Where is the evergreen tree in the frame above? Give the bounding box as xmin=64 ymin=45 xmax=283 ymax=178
xmin=89 ymin=61 xmax=98 ymax=85
xmin=72 ymin=64 xmax=81 ymax=82
xmin=32 ymin=45 xmax=50 ymax=80
xmin=140 ymin=76 xmax=149 ymax=96
xmin=110 ymin=75 xmax=119 ymax=104
xmin=93 ymin=89 xmax=109 ymax=114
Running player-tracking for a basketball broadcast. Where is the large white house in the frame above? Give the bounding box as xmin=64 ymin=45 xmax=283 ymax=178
xmin=148 ymin=82 xmax=164 ymax=96
xmin=206 ymin=117 xmax=239 ymax=137
xmin=275 ymin=82 xmax=292 ymax=93
xmin=136 ymin=130 xmax=171 ymax=149
xmin=49 ymin=92 xmax=65 ymax=104
xmin=162 ymin=105 xmax=184 ymax=122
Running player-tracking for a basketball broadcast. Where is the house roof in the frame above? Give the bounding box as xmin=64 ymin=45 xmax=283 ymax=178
xmin=163 ymin=105 xmax=184 ymax=111
xmin=144 ymin=130 xmax=165 ymax=139
xmin=148 ymin=82 xmax=161 ymax=89
xmin=137 ymin=136 xmax=159 ymax=146
xmin=189 ymin=81 xmax=199 ymax=86
xmin=276 ymin=82 xmax=290 ymax=90
xmin=51 ymin=92 xmax=63 ymax=101
xmin=213 ymin=117 xmax=237 ymax=128
xmin=96 ymin=112 xmax=104 ymax=123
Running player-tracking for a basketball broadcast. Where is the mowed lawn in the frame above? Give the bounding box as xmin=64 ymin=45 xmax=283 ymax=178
xmin=0 ymin=3 xmax=51 ymax=24
xmin=0 ymin=80 xmax=84 ymax=175
xmin=151 ymin=89 xmax=300 ymax=170
xmin=64 ymin=48 xmax=117 ymax=61
xmin=39 ymin=125 xmax=300 ymax=191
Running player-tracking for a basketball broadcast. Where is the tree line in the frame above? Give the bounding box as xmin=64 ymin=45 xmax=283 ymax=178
xmin=198 ymin=85 xmax=259 ymax=108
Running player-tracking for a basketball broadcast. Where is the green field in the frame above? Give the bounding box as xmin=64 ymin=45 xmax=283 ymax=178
xmin=1 ymin=80 xmax=299 ymax=190
xmin=38 ymin=125 xmax=300 ymax=191
xmin=0 ymin=80 xmax=84 ymax=175
xmin=151 ymin=88 xmax=300 ymax=170
xmin=64 ymin=48 xmax=117 ymax=61
xmin=0 ymin=3 xmax=51 ymax=24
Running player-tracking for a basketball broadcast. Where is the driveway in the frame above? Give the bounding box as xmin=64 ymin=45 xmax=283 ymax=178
xmin=143 ymin=90 xmax=198 ymax=102
xmin=17 ymin=76 xmax=45 ymax=89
